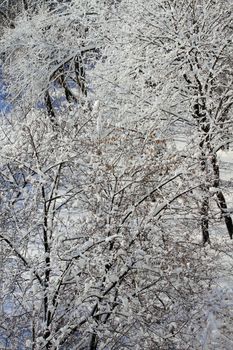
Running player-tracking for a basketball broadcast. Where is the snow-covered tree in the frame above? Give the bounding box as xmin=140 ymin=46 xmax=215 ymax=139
xmin=96 ymin=0 xmax=233 ymax=243
xmin=0 ymin=98 xmax=221 ymax=349
xmin=0 ymin=0 xmax=104 ymax=119
xmin=1 ymin=1 xmax=233 ymax=349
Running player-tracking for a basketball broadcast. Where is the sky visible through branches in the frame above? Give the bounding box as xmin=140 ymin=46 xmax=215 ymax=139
xmin=0 ymin=68 xmax=11 ymax=112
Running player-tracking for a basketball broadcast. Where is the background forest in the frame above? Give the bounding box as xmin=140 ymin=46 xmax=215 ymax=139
xmin=0 ymin=0 xmax=233 ymax=349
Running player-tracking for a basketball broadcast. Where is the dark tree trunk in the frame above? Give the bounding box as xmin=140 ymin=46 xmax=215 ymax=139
xmin=199 ymin=146 xmax=211 ymax=244
xmin=45 ymin=90 xmax=56 ymax=122
xmin=211 ymin=152 xmax=233 ymax=239
xmin=201 ymin=194 xmax=210 ymax=244
xmin=216 ymin=191 xmax=233 ymax=239
xmin=89 ymin=333 xmax=98 ymax=350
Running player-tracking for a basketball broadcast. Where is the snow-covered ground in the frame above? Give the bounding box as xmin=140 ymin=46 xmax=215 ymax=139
xmin=202 ymin=149 xmax=233 ymax=349
xmin=173 ymin=136 xmax=233 ymax=348
xmin=218 ymin=149 xmax=233 ymax=183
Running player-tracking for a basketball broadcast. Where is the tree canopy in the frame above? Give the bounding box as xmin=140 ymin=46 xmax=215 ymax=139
xmin=0 ymin=1 xmax=233 ymax=349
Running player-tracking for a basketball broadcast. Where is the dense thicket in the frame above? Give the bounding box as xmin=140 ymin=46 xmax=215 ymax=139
xmin=0 ymin=1 xmax=233 ymax=349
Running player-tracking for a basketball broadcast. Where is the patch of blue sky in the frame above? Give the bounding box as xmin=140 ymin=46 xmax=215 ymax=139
xmin=0 ymin=69 xmax=92 ymax=115
xmin=0 ymin=69 xmax=11 ymax=113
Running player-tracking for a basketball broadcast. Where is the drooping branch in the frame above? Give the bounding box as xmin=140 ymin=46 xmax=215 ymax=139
xmin=44 ymin=46 xmax=97 ymax=121
xmin=0 ymin=234 xmax=43 ymax=285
